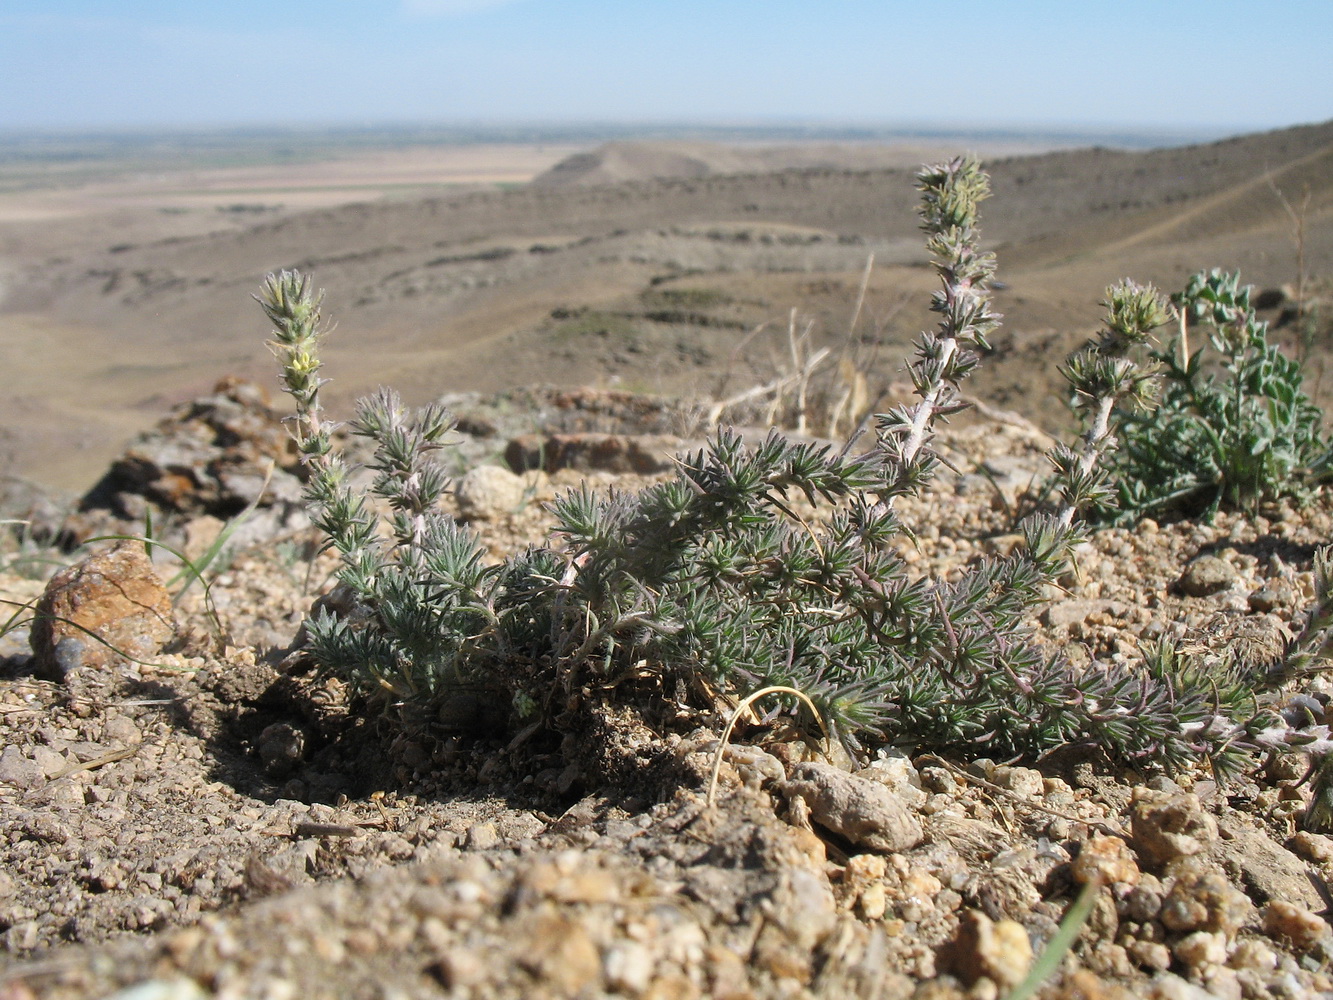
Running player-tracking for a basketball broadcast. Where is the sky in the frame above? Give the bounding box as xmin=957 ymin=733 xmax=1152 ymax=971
xmin=1 ymin=0 xmax=1330 ymax=134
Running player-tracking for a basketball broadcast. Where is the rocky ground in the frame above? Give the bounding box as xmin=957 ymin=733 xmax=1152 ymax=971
xmin=3 ymin=384 xmax=1333 ymax=999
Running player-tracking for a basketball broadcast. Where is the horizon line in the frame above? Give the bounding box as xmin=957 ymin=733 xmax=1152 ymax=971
xmin=0 ymin=117 xmax=1302 ymax=157
xmin=0 ymin=116 xmax=1299 ymax=139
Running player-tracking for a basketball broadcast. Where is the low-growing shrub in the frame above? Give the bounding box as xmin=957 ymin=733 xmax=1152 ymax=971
xmin=258 ymin=158 xmax=1332 ymax=777
xmin=1104 ymin=268 xmax=1331 ymax=520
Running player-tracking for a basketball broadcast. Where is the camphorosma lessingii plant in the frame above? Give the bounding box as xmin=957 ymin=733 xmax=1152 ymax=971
xmin=260 ymin=271 xmax=335 ymax=468
xmin=259 ymin=271 xmax=496 ymax=702
xmin=256 ymin=160 xmax=1333 ymax=777
xmin=538 ymin=155 xmax=1259 ymax=765
xmin=874 ymin=157 xmax=1083 ymax=586
xmin=260 ymin=272 xmax=400 ymax=600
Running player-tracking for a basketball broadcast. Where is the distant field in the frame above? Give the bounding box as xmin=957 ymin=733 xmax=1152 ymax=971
xmin=0 ymin=120 xmax=1219 ymax=207
xmin=0 ymin=144 xmax=586 ymax=223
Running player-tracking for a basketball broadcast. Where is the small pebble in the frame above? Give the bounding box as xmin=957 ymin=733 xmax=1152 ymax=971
xmin=1288 ymin=831 xmax=1333 ymax=865
xmin=1131 ymin=789 xmax=1218 ymax=867
xmin=991 ymin=765 xmax=1044 ymax=799
xmin=0 ymin=745 xmax=45 ymax=788
xmin=1263 ymin=900 xmax=1331 ymax=952
xmin=1248 ymin=588 xmax=1280 ymax=613
xmin=1146 ymin=971 xmax=1227 ymax=1000
xmin=782 ymin=761 xmax=923 ymax=852
xmin=1127 ymin=939 xmax=1172 ymax=971
xmin=1179 ymin=556 xmax=1238 ymax=597
xmin=944 ymin=910 xmax=1032 ymax=990
xmin=1174 ymin=930 xmax=1228 ymax=971
xmin=1227 ymin=938 xmax=1277 ymax=972
xmin=603 ymin=941 xmax=655 ymax=995
xmin=1158 ymin=864 xmax=1251 ymax=936
xmin=858 ymin=882 xmax=888 ymax=921
xmin=1072 ymin=834 xmax=1141 ymax=887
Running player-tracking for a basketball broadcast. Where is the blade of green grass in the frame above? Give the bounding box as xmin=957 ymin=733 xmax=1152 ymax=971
xmin=1003 ymin=876 xmax=1101 ymax=1000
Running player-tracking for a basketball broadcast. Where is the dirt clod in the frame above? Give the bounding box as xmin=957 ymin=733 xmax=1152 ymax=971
xmin=1130 ymin=789 xmax=1219 ymax=869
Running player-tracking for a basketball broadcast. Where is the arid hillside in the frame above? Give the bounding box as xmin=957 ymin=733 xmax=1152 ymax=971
xmin=0 ymin=120 xmax=1330 ymax=490
xmin=528 ymin=138 xmax=1091 ymax=187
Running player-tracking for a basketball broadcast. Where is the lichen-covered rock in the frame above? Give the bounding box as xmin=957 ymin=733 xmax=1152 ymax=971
xmin=30 ymin=540 xmax=175 ymax=679
xmin=782 ymin=761 xmax=923 ymax=852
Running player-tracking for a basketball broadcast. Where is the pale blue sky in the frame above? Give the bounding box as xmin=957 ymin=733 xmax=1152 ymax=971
xmin=1 ymin=0 xmax=1329 ymax=132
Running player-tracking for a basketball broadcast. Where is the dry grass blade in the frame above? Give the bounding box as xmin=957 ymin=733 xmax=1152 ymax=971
xmin=49 ymin=745 xmax=139 ymax=782
xmin=704 ymin=368 xmax=807 ymax=427
xmin=0 ymin=596 xmax=193 ymax=673
xmin=827 ymin=253 xmax=875 ymax=438
xmin=706 ymin=685 xmax=828 ymax=809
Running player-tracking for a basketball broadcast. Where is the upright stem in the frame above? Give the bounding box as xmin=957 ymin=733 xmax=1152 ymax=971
xmin=1177 ymin=309 xmax=1190 ymax=372
xmin=1057 ymin=394 xmax=1116 ymax=531
xmin=900 ymin=338 xmax=958 ymax=469
xmin=877 ymin=156 xmax=998 ymax=506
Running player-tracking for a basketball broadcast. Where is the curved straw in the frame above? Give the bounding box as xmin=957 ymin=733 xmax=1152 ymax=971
xmin=705 ymin=685 xmax=829 ymax=809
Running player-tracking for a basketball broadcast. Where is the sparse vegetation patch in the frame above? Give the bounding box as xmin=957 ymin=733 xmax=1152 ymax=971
xmin=262 ymin=157 xmax=1333 ymax=779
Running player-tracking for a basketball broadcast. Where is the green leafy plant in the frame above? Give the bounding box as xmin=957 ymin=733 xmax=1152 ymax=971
xmin=1105 ymin=268 xmax=1330 ymax=520
xmin=258 ymin=160 xmax=1333 ymax=779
